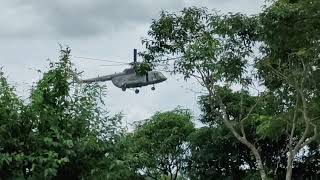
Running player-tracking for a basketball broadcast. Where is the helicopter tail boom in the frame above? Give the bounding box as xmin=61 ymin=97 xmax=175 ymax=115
xmin=80 ymin=73 xmax=123 ymax=83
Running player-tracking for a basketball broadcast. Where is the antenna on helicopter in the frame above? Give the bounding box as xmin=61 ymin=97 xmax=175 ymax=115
xmin=133 ymin=48 xmax=137 ymax=63
xmin=129 ymin=48 xmax=139 ymax=67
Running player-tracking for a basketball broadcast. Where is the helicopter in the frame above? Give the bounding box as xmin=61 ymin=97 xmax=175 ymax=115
xmin=78 ymin=49 xmax=167 ymax=94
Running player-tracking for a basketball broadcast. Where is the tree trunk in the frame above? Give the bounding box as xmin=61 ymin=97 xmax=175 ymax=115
xmin=205 ymin=85 xmax=268 ymax=180
xmin=246 ymin=141 xmax=268 ymax=180
xmin=286 ymin=151 xmax=294 ymax=180
xmin=223 ymin=119 xmax=267 ymax=180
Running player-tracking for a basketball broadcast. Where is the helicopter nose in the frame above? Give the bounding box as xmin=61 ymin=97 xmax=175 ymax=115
xmin=159 ymin=72 xmax=167 ymax=82
xmin=163 ymin=75 xmax=167 ymax=81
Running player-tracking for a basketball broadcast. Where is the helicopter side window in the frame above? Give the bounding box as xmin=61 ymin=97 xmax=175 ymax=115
xmin=153 ymin=72 xmax=157 ymax=80
xmin=150 ymin=71 xmax=158 ymax=81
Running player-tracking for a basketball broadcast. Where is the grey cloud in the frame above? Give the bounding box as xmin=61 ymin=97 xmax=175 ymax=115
xmin=191 ymin=0 xmax=265 ymax=14
xmin=0 ymin=2 xmax=46 ymax=38
xmin=3 ymin=0 xmax=185 ymax=38
xmin=1 ymin=0 xmax=264 ymax=39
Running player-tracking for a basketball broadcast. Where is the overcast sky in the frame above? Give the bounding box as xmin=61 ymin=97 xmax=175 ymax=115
xmin=1 ymin=0 xmax=265 ymax=126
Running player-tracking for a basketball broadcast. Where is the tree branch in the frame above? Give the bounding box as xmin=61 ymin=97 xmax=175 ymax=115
xmin=239 ymin=92 xmax=246 ymax=138
xmin=288 ymin=93 xmax=299 ymax=150
xmin=298 ymin=122 xmax=318 ymax=149
xmin=292 ymin=86 xmax=313 ymax=155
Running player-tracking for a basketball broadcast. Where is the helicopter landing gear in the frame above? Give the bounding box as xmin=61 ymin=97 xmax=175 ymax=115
xmin=135 ymin=89 xmax=140 ymax=94
xmin=151 ymin=86 xmax=155 ymax=91
xmin=122 ymin=87 xmax=126 ymax=91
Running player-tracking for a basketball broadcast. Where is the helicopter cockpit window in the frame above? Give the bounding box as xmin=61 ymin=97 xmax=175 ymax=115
xmin=151 ymin=72 xmax=156 ymax=78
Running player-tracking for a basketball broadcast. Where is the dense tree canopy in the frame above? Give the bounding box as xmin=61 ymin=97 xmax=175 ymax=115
xmin=140 ymin=0 xmax=320 ymax=179
xmin=1 ymin=0 xmax=320 ymax=179
xmin=123 ymin=109 xmax=194 ymax=180
xmin=0 ymin=48 xmax=124 ymax=180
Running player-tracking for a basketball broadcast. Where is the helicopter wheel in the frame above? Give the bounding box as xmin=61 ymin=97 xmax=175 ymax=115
xmin=135 ymin=89 xmax=139 ymax=94
xmin=122 ymin=87 xmax=126 ymax=91
xmin=151 ymin=86 xmax=155 ymax=91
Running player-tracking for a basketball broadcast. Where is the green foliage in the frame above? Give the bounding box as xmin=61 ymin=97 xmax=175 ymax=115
xmin=142 ymin=2 xmax=320 ymax=179
xmin=198 ymin=86 xmax=288 ymax=141
xmin=126 ymin=108 xmax=195 ymax=179
xmin=188 ymin=127 xmax=250 ymax=180
xmin=0 ymin=47 xmax=124 ymax=180
xmin=141 ymin=7 xmax=255 ymax=83
xmin=198 ymin=87 xmax=260 ymax=126
xmin=255 ymin=115 xmax=287 ymax=140
xmin=134 ymin=62 xmax=152 ymax=76
xmin=0 ymin=69 xmax=31 ymax=179
xmin=257 ymin=3 xmax=320 ymax=176
xmin=258 ymin=0 xmax=320 ymax=92
xmin=196 ymin=92 xmax=290 ymax=178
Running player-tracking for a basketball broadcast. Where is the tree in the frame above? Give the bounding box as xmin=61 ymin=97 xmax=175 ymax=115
xmin=257 ymin=0 xmax=320 ymax=179
xmin=126 ymin=108 xmax=195 ymax=180
xmin=0 ymin=69 xmax=33 ymax=179
xmin=140 ymin=7 xmax=269 ymax=179
xmin=0 ymin=47 xmax=124 ymax=180
xmin=188 ymin=126 xmax=250 ymax=180
xmin=29 ymin=47 xmax=125 ymax=179
xmin=195 ymin=93 xmax=291 ymax=179
xmin=141 ymin=2 xmax=320 ymax=179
